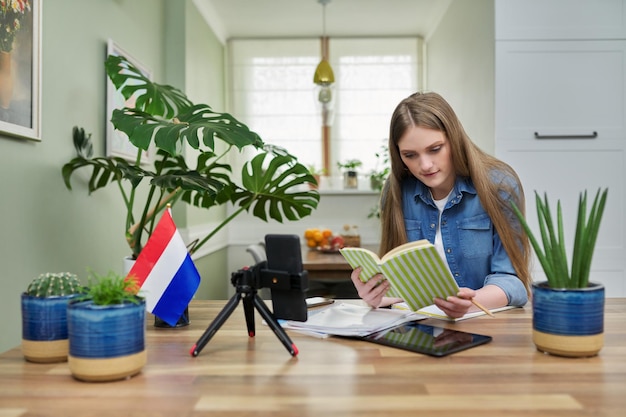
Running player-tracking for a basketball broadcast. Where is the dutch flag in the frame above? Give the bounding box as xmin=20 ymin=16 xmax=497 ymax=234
xmin=126 ymin=208 xmax=201 ymax=326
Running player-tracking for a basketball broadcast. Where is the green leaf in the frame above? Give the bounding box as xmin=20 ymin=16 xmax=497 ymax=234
xmin=105 ymin=55 xmax=192 ymax=118
xmin=510 ymin=188 xmax=608 ymax=288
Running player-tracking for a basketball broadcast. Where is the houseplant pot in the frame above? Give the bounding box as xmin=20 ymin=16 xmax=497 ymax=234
xmin=338 ymin=159 xmax=362 ymax=189
xmin=67 ymin=271 xmax=146 ymax=382
xmin=21 ymin=272 xmax=84 ymax=363
xmin=512 ymin=188 xmax=608 ymax=357
xmin=532 ymin=281 xmax=604 ymax=357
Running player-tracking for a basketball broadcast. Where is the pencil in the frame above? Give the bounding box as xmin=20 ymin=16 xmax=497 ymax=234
xmin=471 ymin=299 xmax=495 ymax=318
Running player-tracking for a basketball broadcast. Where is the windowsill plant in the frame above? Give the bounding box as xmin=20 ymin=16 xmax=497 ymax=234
xmin=337 ymin=159 xmax=362 ymax=189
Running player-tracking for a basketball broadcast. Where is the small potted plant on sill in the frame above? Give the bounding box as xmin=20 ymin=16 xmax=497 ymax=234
xmin=307 ymin=165 xmax=326 ymax=190
xmin=368 ymin=143 xmax=390 ymax=192
xmin=62 ymin=55 xmax=320 ymax=326
xmin=511 ymin=188 xmax=608 ymax=357
xmin=337 ymin=159 xmax=362 ymax=189
xmin=368 ymin=143 xmax=390 ymax=219
xmin=67 ymin=271 xmax=146 ymax=382
xmin=21 ymin=272 xmax=84 ymax=363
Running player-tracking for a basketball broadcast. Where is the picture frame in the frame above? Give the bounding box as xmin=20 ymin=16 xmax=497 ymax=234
xmin=106 ymin=39 xmax=153 ymax=163
xmin=0 ymin=0 xmax=42 ymax=141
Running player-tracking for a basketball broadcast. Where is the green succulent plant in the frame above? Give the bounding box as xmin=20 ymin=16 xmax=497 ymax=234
xmin=81 ymin=271 xmax=141 ymax=306
xmin=511 ymin=188 xmax=608 ymax=289
xmin=62 ymin=55 xmax=319 ymax=259
xmin=26 ymin=272 xmax=84 ymax=298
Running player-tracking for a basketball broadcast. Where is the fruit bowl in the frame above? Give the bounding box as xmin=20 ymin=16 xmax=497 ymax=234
xmin=304 ymin=228 xmax=345 ymax=251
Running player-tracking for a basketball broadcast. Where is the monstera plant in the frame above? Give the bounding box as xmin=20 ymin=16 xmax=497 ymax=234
xmin=63 ymin=55 xmax=319 ymax=259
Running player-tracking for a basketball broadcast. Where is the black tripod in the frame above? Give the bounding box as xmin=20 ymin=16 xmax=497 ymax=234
xmin=190 ymin=263 xmax=300 ymax=357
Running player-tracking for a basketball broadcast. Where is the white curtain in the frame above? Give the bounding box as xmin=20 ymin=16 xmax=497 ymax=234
xmin=228 ymin=37 xmax=422 ymax=175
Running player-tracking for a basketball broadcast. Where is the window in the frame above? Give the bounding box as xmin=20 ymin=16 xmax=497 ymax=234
xmin=228 ymin=37 xmax=422 ymax=175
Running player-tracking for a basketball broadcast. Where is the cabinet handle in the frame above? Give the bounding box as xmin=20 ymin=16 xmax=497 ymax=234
xmin=534 ymin=131 xmax=598 ymax=139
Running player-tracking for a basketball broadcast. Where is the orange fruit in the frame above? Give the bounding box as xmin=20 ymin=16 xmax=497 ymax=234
xmin=304 ymin=229 xmax=314 ymax=239
xmin=307 ymin=238 xmax=317 ymax=248
xmin=322 ymin=229 xmax=332 ymax=238
xmin=313 ymin=230 xmax=323 ymax=243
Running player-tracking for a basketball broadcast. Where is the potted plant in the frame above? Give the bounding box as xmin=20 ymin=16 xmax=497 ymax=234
xmin=67 ymin=271 xmax=146 ymax=382
xmin=368 ymin=144 xmax=390 ymax=219
xmin=62 ymin=56 xmax=320 ymax=324
xmin=337 ymin=159 xmax=362 ymax=189
xmin=306 ymin=165 xmax=326 ymax=190
xmin=21 ymin=272 xmax=84 ymax=363
xmin=511 ymin=188 xmax=608 ymax=357
xmin=368 ymin=144 xmax=390 ymax=192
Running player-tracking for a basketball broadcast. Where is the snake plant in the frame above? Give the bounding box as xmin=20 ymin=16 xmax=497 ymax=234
xmin=63 ymin=55 xmax=319 ymax=258
xmin=511 ymin=188 xmax=608 ymax=288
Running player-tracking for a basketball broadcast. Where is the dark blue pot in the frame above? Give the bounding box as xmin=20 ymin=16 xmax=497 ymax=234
xmin=21 ymin=293 xmax=78 ymax=341
xmin=532 ymin=281 xmax=604 ymax=357
xmin=21 ymin=293 xmax=81 ymax=363
xmin=67 ymin=299 xmax=146 ymax=358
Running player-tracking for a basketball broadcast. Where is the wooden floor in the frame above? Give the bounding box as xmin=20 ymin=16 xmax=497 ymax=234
xmin=1 ymin=299 xmax=625 ymax=417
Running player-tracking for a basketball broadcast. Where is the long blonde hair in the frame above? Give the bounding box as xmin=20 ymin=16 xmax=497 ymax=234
xmin=379 ymin=92 xmax=531 ymax=294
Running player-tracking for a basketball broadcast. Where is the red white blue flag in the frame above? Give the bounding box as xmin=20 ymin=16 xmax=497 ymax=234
xmin=126 ymin=208 xmax=201 ymax=326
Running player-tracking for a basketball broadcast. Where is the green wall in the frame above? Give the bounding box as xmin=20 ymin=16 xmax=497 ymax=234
xmin=0 ymin=0 xmax=228 ymax=353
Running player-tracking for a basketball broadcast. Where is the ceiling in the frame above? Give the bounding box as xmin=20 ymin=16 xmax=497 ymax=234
xmin=195 ymin=0 xmax=451 ymax=42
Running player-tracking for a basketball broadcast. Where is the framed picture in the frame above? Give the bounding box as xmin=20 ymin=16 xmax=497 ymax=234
xmin=0 ymin=0 xmax=41 ymax=141
xmin=106 ymin=39 xmax=153 ymax=163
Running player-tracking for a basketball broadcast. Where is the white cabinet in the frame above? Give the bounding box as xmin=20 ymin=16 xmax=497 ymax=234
xmin=495 ymin=0 xmax=626 ymax=296
xmin=496 ymin=40 xmax=626 ymax=144
xmin=496 ymin=0 xmax=626 ymax=40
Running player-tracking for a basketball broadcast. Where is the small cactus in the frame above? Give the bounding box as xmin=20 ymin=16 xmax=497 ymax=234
xmin=26 ymin=272 xmax=83 ymax=297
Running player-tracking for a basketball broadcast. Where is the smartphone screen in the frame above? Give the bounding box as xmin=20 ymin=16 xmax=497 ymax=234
xmin=360 ymin=323 xmax=492 ymax=357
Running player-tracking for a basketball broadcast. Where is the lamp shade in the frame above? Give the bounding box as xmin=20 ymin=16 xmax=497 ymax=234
xmin=313 ymin=58 xmax=334 ymax=85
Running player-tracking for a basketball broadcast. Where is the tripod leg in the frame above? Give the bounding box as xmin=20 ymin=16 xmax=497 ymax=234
xmin=253 ymin=294 xmax=298 ymax=356
xmin=242 ymin=294 xmax=255 ymax=337
xmin=190 ymin=293 xmax=241 ymax=357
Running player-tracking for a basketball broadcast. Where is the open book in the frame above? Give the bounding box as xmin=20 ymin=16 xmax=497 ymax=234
xmin=394 ymin=302 xmax=519 ymax=322
xmin=339 ymin=240 xmax=460 ymax=312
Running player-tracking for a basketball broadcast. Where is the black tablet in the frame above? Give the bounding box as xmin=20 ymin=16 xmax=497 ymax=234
xmin=360 ymin=323 xmax=492 ymax=357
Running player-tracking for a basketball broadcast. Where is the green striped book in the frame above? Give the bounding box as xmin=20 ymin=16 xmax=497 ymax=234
xmin=339 ymin=240 xmax=459 ymax=312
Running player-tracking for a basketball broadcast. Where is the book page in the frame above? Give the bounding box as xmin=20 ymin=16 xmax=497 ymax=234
xmin=380 ymin=239 xmax=431 ymax=262
xmin=416 ymin=304 xmax=519 ymax=321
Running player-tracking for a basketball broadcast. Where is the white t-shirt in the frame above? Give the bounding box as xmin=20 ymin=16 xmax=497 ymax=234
xmin=433 ymin=190 xmax=453 ymax=274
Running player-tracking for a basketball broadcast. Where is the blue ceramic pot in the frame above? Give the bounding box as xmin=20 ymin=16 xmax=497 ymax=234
xmin=532 ymin=281 xmax=604 ymax=357
xmin=21 ymin=293 xmax=80 ymax=363
xmin=67 ymin=298 xmax=147 ymax=381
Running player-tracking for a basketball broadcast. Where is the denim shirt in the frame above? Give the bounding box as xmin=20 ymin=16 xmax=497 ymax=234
xmin=400 ymin=176 xmax=528 ymax=306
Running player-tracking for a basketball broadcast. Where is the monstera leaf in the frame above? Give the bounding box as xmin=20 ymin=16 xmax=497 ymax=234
xmin=63 ymin=56 xmax=320 ymax=258
xmin=105 ymin=55 xmax=192 ymax=119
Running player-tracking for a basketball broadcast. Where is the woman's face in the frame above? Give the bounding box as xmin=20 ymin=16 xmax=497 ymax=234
xmin=397 ymin=125 xmax=455 ymax=200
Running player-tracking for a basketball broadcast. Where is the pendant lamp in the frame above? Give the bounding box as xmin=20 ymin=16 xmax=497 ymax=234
xmin=313 ymin=0 xmax=334 ymax=93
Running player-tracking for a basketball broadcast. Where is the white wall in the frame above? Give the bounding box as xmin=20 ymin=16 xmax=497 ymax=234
xmin=425 ymin=0 xmax=495 ymax=153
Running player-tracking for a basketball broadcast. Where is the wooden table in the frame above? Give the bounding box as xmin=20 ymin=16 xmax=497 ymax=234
xmin=1 ymin=299 xmax=625 ymax=416
xmin=302 ymin=244 xmax=378 ymax=280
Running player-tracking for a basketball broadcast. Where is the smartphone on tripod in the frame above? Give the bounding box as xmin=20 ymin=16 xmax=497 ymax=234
xmin=265 ymin=234 xmax=308 ymax=321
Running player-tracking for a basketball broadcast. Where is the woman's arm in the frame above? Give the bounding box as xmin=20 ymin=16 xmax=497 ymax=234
xmin=433 ymin=285 xmax=508 ymax=318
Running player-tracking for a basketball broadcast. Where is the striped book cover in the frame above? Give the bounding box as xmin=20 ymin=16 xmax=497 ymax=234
xmin=339 ymin=240 xmax=459 ymax=312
